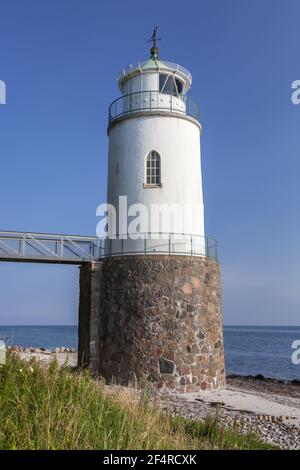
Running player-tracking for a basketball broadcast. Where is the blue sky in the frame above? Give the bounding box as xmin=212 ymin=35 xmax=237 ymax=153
xmin=0 ymin=0 xmax=299 ymax=325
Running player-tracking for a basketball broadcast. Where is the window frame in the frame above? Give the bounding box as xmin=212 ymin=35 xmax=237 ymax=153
xmin=159 ymin=73 xmax=184 ymax=97
xmin=144 ymin=150 xmax=162 ymax=188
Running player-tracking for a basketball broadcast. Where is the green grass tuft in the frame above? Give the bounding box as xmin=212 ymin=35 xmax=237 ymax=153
xmin=0 ymin=354 xmax=276 ymax=450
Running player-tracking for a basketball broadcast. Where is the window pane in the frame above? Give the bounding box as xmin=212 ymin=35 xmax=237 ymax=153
xmin=159 ymin=74 xmax=176 ymax=95
xmin=175 ymin=78 xmax=183 ymax=94
xmin=159 ymin=74 xmax=167 ymax=92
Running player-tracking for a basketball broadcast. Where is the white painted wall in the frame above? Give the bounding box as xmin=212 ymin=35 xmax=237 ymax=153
xmin=122 ymin=93 xmax=186 ymax=117
xmin=123 ymin=72 xmax=158 ymax=94
xmin=107 ymin=114 xmax=205 ymax=254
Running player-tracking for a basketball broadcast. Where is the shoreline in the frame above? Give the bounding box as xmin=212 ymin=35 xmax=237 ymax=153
xmin=5 ymin=345 xmax=300 ymax=386
xmin=4 ymin=347 xmax=300 ymax=449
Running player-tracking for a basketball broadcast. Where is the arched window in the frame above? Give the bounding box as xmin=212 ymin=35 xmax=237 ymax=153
xmin=145 ymin=151 xmax=161 ymax=186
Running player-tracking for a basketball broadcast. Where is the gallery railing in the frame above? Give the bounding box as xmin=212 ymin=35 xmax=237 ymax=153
xmin=101 ymin=233 xmax=217 ymax=261
xmin=108 ymin=90 xmax=200 ymax=125
xmin=0 ymin=231 xmax=217 ymax=263
xmin=118 ymin=61 xmax=192 ymax=82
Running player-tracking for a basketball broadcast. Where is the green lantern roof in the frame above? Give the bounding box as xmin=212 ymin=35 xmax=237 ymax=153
xmin=139 ymin=56 xmax=169 ymax=70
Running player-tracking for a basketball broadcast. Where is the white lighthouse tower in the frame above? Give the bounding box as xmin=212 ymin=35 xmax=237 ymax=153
xmin=106 ymin=28 xmax=205 ymax=255
xmin=78 ymin=30 xmax=225 ymax=392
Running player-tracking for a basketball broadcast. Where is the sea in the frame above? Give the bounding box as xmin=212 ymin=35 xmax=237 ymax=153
xmin=0 ymin=325 xmax=299 ymax=381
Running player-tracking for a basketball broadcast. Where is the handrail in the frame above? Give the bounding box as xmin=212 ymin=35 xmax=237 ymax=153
xmin=102 ymin=232 xmax=217 ymax=261
xmin=108 ymin=90 xmax=200 ymax=125
xmin=0 ymin=231 xmax=103 ymax=264
xmin=118 ymin=61 xmax=192 ymax=82
xmin=0 ymin=231 xmax=217 ymax=263
xmin=0 ymin=230 xmax=100 ymax=241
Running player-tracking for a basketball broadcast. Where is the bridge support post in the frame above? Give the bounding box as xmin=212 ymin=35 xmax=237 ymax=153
xmin=78 ymin=261 xmax=103 ymax=372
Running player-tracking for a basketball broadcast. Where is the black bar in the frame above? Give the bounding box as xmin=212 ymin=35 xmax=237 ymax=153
xmin=0 ymin=449 xmax=294 ymax=465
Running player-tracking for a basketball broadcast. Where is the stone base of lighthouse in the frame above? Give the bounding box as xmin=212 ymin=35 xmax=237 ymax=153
xmin=78 ymin=256 xmax=225 ymax=392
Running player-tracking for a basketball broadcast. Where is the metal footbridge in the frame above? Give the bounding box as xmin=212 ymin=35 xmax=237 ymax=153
xmin=0 ymin=231 xmax=103 ymax=265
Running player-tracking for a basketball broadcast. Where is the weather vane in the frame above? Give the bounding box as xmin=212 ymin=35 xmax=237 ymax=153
xmin=148 ymin=26 xmax=161 ymax=58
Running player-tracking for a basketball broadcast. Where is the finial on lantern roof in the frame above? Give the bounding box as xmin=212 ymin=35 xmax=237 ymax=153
xmin=148 ymin=26 xmax=161 ymax=59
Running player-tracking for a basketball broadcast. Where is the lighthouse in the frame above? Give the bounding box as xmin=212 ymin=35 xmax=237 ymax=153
xmin=78 ymin=30 xmax=225 ymax=391
xmin=106 ymin=28 xmax=205 ymax=254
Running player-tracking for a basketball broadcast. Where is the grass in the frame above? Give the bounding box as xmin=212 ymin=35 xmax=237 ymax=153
xmin=0 ymin=353 xmax=275 ymax=450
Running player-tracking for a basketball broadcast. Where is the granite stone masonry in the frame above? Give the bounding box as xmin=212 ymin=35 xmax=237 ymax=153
xmin=78 ymin=255 xmax=225 ymax=392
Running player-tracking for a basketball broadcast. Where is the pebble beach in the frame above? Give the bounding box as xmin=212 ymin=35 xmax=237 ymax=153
xmin=7 ymin=346 xmax=300 ymax=450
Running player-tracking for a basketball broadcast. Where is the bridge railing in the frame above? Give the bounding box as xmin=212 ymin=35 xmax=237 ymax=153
xmin=0 ymin=231 xmax=104 ymax=264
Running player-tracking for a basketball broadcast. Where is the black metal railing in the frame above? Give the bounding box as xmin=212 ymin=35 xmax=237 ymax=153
xmin=97 ymin=233 xmax=217 ymax=261
xmin=108 ymin=91 xmax=200 ymax=125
